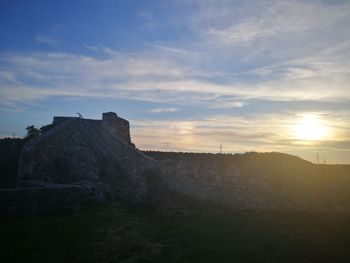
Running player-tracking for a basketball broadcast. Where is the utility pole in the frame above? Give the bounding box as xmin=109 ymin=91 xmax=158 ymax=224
xmin=317 ymin=152 xmax=319 ymax=164
xmin=220 ymin=144 xmax=222 ymax=154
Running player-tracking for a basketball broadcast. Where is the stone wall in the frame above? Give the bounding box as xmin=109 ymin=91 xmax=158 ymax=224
xmin=159 ymin=157 xmax=350 ymax=212
xmin=53 ymin=116 xmax=77 ymax=125
xmin=17 ymin=114 xmax=160 ymax=204
xmin=102 ymin=112 xmax=132 ymax=145
xmin=53 ymin=112 xmax=132 ymax=145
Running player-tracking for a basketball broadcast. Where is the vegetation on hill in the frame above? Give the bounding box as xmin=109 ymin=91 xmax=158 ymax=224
xmin=0 ymin=138 xmax=24 ymax=188
xmin=0 ymin=123 xmax=57 ymax=188
xmin=143 ymin=150 xmax=306 ymax=162
xmin=142 ymin=150 xmax=311 ymax=168
xmin=143 ymin=150 xmax=350 ymax=178
xmin=25 ymin=123 xmax=56 ymax=139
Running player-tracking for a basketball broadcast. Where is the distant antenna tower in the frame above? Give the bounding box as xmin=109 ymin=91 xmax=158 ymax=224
xmin=220 ymin=144 xmax=222 ymax=154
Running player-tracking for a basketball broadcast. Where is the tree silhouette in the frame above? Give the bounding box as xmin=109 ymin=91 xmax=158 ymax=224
xmin=25 ymin=125 xmax=40 ymax=139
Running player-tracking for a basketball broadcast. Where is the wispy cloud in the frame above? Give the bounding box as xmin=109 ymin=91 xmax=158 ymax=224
xmin=207 ymin=100 xmax=245 ymax=109
xmin=35 ymin=34 xmax=59 ymax=47
xmin=194 ymin=0 xmax=350 ymax=46
xmin=83 ymin=44 xmax=118 ymax=55
xmin=1 ymin=46 xmax=349 ymax=105
xmin=137 ymin=11 xmax=153 ymax=22
xmin=1 ymin=1 xmax=349 ymax=106
xmin=148 ymin=107 xmax=178 ymax=113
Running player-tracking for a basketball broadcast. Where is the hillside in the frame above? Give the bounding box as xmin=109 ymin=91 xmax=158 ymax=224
xmin=143 ymin=150 xmax=350 ymax=211
xmin=143 ymin=150 xmax=350 ymax=183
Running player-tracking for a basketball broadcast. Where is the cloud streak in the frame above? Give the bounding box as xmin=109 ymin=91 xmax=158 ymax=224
xmin=148 ymin=107 xmax=178 ymax=113
xmin=35 ymin=34 xmax=60 ymax=47
xmin=1 ymin=45 xmax=349 ymax=105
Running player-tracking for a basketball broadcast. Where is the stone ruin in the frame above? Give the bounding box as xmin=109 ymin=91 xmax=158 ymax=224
xmin=1 ymin=111 xmax=350 ymax=216
xmin=1 ymin=112 xmax=163 ymax=216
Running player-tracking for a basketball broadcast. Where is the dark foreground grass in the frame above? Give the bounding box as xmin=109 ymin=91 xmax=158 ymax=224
xmin=1 ymin=201 xmax=350 ymax=263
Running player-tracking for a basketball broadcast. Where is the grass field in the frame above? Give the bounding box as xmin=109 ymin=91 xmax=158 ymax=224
xmin=1 ymin=199 xmax=350 ymax=263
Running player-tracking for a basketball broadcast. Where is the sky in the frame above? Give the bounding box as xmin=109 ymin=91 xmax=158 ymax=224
xmin=0 ymin=0 xmax=350 ymax=163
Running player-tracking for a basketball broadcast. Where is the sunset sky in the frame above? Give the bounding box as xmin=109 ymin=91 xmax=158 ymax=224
xmin=1 ymin=0 xmax=349 ymax=163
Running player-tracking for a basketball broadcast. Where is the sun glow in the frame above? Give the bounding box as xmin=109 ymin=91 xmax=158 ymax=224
xmin=294 ymin=113 xmax=328 ymax=141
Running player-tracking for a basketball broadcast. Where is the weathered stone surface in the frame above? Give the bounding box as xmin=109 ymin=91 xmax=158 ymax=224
xmin=159 ymin=157 xmax=350 ymax=212
xmin=17 ymin=113 xmax=161 ymax=204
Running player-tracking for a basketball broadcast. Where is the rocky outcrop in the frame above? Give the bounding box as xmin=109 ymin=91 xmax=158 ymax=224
xmin=16 ymin=113 xmax=161 ymax=204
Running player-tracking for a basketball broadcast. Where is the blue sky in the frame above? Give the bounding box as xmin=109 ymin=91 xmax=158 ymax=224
xmin=1 ymin=0 xmax=350 ymax=163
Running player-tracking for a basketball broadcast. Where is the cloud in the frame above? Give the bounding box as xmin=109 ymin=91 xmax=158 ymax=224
xmin=207 ymin=100 xmax=245 ymax=109
xmin=1 ymin=0 xmax=350 ymax=162
xmin=207 ymin=20 xmax=274 ymax=46
xmin=132 ymin=110 xmax=350 ymax=149
xmin=131 ymin=109 xmax=350 ymax=163
xmin=35 ymin=34 xmax=59 ymax=47
xmin=196 ymin=0 xmax=350 ymax=46
xmin=137 ymin=11 xmax=153 ymax=22
xmin=148 ymin=107 xmax=178 ymax=113
xmin=1 ymin=44 xmax=349 ymax=106
xmin=1 ymin=0 xmax=349 ymax=107
xmin=83 ymin=44 xmax=118 ymax=55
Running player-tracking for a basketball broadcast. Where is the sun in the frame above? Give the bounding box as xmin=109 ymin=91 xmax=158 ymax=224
xmin=294 ymin=113 xmax=328 ymax=141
